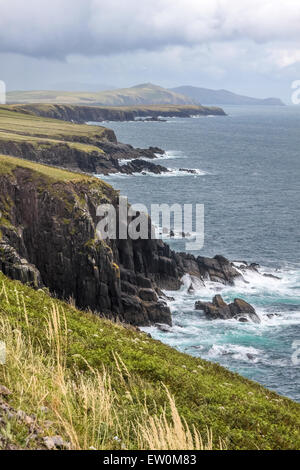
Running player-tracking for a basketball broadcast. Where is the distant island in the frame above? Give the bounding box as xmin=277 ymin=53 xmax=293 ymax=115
xmin=170 ymin=85 xmax=285 ymax=106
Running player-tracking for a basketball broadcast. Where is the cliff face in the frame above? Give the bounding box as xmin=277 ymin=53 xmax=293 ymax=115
xmin=0 ymin=106 xmax=224 ymax=177
xmin=0 ymin=140 xmax=168 ymax=176
xmin=8 ymin=103 xmax=226 ymax=122
xmin=0 ymin=140 xmax=118 ymax=175
xmin=0 ymin=160 xmax=177 ymax=325
xmin=0 ymin=156 xmax=240 ymax=326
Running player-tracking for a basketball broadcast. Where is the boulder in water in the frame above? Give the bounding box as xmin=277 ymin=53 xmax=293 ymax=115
xmin=195 ymin=295 xmax=261 ymax=324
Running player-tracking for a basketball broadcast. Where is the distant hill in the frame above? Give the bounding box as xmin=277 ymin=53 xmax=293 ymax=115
xmin=8 ymin=83 xmax=195 ymax=106
xmin=170 ymin=86 xmax=285 ymax=106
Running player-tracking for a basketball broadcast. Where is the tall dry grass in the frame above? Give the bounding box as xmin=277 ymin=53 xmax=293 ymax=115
xmin=0 ymin=283 xmax=219 ymax=450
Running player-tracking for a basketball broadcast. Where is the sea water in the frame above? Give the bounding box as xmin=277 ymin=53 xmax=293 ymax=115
xmin=93 ymin=105 xmax=300 ymax=401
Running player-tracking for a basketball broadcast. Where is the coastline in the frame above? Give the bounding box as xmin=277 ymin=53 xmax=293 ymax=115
xmin=0 ymin=105 xmax=299 ymax=450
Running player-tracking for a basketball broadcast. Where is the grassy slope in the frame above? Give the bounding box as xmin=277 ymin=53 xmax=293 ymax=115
xmin=7 ymin=103 xmax=214 ymax=115
xmin=0 ymin=108 xmax=113 ymax=155
xmin=0 ymin=271 xmax=299 ymax=450
xmin=7 ymin=84 xmax=194 ymax=106
xmin=0 ymin=154 xmax=103 ymax=182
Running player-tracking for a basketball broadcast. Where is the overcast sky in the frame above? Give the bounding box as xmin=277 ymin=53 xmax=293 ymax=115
xmin=1 ymin=0 xmax=300 ymax=101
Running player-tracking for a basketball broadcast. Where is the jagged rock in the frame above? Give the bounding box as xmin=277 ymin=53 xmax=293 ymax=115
xmin=0 ymin=242 xmax=43 ymax=288
xmin=0 ymin=134 xmax=168 ymax=177
xmin=148 ymin=146 xmax=165 ymax=155
xmin=121 ymin=281 xmax=138 ymax=296
xmin=197 ymin=255 xmax=241 ymax=285
xmin=195 ymin=295 xmax=261 ymax=323
xmin=136 ymin=274 xmax=152 ymax=289
xmin=139 ymin=288 xmax=158 ymax=302
xmin=121 ymin=159 xmax=169 ymax=174
xmin=0 ymin=167 xmax=245 ymax=327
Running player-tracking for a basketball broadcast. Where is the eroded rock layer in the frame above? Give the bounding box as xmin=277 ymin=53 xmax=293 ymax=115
xmin=0 ymin=159 xmax=241 ymax=326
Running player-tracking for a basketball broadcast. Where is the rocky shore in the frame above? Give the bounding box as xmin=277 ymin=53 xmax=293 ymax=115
xmin=0 ymin=107 xmax=174 ymax=177
xmin=0 ymin=135 xmax=169 ymax=176
xmin=195 ymin=295 xmax=261 ymax=323
xmin=0 ymin=156 xmax=244 ymax=326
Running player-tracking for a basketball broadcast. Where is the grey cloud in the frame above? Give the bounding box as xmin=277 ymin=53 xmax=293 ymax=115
xmin=1 ymin=0 xmax=300 ymax=59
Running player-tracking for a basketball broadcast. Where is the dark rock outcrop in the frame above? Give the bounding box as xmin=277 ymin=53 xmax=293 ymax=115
xmin=9 ymin=104 xmax=226 ymax=123
xmin=179 ymin=168 xmax=197 ymax=174
xmin=0 ymin=167 xmax=180 ymax=326
xmin=197 ymin=255 xmax=241 ymax=285
xmin=121 ymin=159 xmax=169 ymax=174
xmin=0 ymin=165 xmax=243 ymax=326
xmin=0 ymin=139 xmax=167 ymax=176
xmin=0 ymin=241 xmax=42 ymax=288
xmin=195 ymin=295 xmax=261 ymax=323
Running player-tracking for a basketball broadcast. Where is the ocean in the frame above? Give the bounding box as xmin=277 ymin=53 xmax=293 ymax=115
xmin=93 ymin=105 xmax=300 ymax=401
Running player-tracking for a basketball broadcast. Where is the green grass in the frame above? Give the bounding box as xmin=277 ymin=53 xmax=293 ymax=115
xmin=0 ymin=271 xmax=299 ymax=450
xmin=6 ymin=84 xmax=194 ymax=106
xmin=0 ymin=108 xmax=119 ymax=166
xmin=3 ymin=102 xmax=222 ymax=116
xmin=0 ymin=154 xmax=97 ymax=181
xmin=0 ymin=131 xmax=103 ymax=154
xmin=0 ymin=107 xmax=111 ymax=144
xmin=0 ymin=155 xmax=117 ymax=213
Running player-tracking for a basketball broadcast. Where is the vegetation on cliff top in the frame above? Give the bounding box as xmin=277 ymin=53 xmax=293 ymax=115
xmin=0 ymin=154 xmax=96 ymax=181
xmin=6 ymin=102 xmax=222 ymax=115
xmin=0 ymin=108 xmax=112 ymax=141
xmin=0 ymin=108 xmax=116 ymax=159
xmin=0 ymin=271 xmax=299 ymax=450
xmin=6 ymin=83 xmax=195 ymax=106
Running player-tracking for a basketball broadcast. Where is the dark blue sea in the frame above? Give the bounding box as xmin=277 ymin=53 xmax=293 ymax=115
xmin=93 ymin=106 xmax=300 ymax=401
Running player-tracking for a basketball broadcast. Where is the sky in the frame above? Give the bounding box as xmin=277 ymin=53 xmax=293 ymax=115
xmin=1 ymin=0 xmax=300 ymax=102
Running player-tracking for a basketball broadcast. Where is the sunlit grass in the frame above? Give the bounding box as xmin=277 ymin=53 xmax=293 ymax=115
xmin=0 ymin=108 xmax=109 ymax=143
xmin=0 ymin=282 xmax=217 ymax=450
xmin=0 ymin=272 xmax=299 ymax=449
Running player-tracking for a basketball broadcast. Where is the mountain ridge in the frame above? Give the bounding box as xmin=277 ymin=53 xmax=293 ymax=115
xmin=7 ymin=83 xmax=196 ymax=106
xmin=170 ymin=85 xmax=285 ymax=106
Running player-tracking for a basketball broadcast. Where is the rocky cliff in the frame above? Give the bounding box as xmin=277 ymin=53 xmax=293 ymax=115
xmin=0 ymin=108 xmax=169 ymax=175
xmin=7 ymin=103 xmax=226 ymax=123
xmin=0 ymin=139 xmax=166 ymax=176
xmin=0 ymin=155 xmax=241 ymax=326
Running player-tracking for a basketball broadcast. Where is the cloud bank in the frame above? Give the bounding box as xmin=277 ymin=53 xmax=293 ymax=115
xmin=1 ymin=0 xmax=300 ymax=100
xmin=1 ymin=0 xmax=300 ymax=58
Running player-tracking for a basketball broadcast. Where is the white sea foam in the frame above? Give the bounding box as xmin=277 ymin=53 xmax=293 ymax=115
xmin=137 ymin=150 xmax=187 ymax=161
xmin=207 ymin=344 xmax=262 ymax=363
xmin=163 ymin=150 xmax=185 ymax=159
xmin=161 ymin=266 xmax=300 ymax=328
xmin=98 ymin=168 xmax=207 ymax=179
xmin=153 ymin=227 xmax=199 ymax=241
